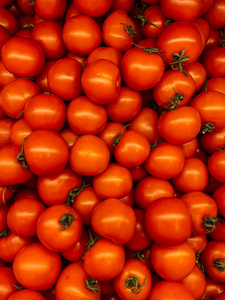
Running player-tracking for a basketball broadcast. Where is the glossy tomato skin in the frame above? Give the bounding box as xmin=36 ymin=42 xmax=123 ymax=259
xmin=10 ymin=119 xmax=33 ymax=148
xmin=201 ymin=47 xmax=225 ymax=78
xmin=0 ymin=267 xmax=19 ymax=300
xmin=0 ymin=59 xmax=18 ymax=87
xmin=55 ymin=262 xmax=101 ymax=300
xmin=74 ymin=0 xmax=113 ymax=18
xmin=59 ymin=128 xmax=78 ymax=149
xmin=184 ymin=62 xmax=207 ymax=93
xmin=0 ymin=117 xmax=15 ymax=148
xmin=8 ymin=289 xmax=46 ymax=300
xmin=87 ymin=46 xmax=123 ymax=68
xmin=203 ymin=0 xmax=225 ymax=29
xmin=199 ymin=127 xmax=225 ymax=154
xmin=208 ymin=151 xmax=225 ymax=183
xmin=34 ymin=0 xmax=67 ymax=20
xmin=1 ymin=37 xmax=45 ymax=78
xmin=204 ymin=77 xmax=225 ymax=95
xmin=13 ymin=242 xmax=61 ymax=291
xmin=24 ymin=130 xmax=69 ymax=177
xmin=187 ymin=234 xmax=207 ymax=253
xmin=121 ymin=47 xmax=165 ymax=91
xmin=145 ymin=197 xmax=192 ymax=246
xmin=213 ymin=185 xmax=225 ymax=217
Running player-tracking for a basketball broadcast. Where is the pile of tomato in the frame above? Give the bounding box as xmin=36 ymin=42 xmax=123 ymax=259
xmin=0 ymin=0 xmax=225 ymax=299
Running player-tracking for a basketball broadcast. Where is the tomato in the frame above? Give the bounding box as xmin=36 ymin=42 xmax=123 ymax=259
xmin=203 ymin=0 xmax=225 ymax=29
xmin=7 ymin=197 xmax=45 ymax=237
xmin=205 ymin=278 xmax=225 ymax=299
xmin=134 ymin=176 xmax=174 ymax=210
xmin=83 ymin=237 xmax=125 ymax=281
xmin=194 ymin=17 xmax=210 ymax=49
xmin=187 ymin=234 xmax=207 ymax=253
xmin=65 ymin=2 xmax=81 ymax=21
xmin=0 ymin=267 xmax=19 ymax=300
xmin=93 ymin=163 xmax=133 ymax=199
xmin=0 ymin=185 xmax=14 ymax=206
xmin=63 ymin=15 xmax=102 ymax=55
xmin=213 ymin=185 xmax=225 ymax=218
xmin=184 ymin=62 xmax=207 ymax=93
xmin=181 ymin=138 xmax=199 ymax=159
xmin=1 ymin=37 xmax=45 ymax=78
xmin=73 ymin=0 xmax=113 ymax=18
xmin=59 ymin=128 xmax=78 ymax=149
xmin=129 ymin=164 xmax=148 ymax=182
xmin=23 ymin=130 xmax=69 ymax=177
xmin=16 ymin=0 xmax=34 ymax=15
xmin=67 ymin=96 xmax=107 ymax=135
xmin=113 ymin=259 xmax=152 ymax=300
xmin=145 ymin=141 xmax=185 ymax=179
xmin=10 ymin=119 xmax=33 ymax=148
xmin=201 ymin=47 xmax=225 ymax=78
xmin=205 ymin=77 xmax=225 ymax=95
xmin=32 ymin=20 xmax=66 ymax=60
xmin=91 ymin=198 xmax=136 ymax=244
xmin=34 ymin=0 xmax=67 ymax=20
xmin=0 ymin=117 xmax=14 ymax=148
xmin=199 ymin=127 xmax=225 ymax=154
xmin=145 ymin=197 xmax=192 ymax=246
xmin=87 ymin=46 xmax=123 ymax=68
xmin=200 ymin=241 xmax=225 ymax=283
xmin=0 ymin=7 xmax=19 ymax=36
xmin=15 ymin=28 xmax=33 ymax=38
xmin=34 ymin=60 xmax=56 ymax=93
xmin=205 ymin=29 xmax=221 ymax=50
xmin=0 ymin=78 xmax=41 ymax=119
xmin=111 ymin=0 xmax=135 ymax=13
xmin=208 ymin=150 xmax=225 ymax=183
xmin=69 ymin=135 xmax=110 ymax=176
xmin=13 ymin=242 xmax=61 ymax=291
xmin=208 ymin=216 xmax=225 ymax=241
xmin=120 ymin=46 xmax=165 ymax=91
xmin=0 ymin=202 xmax=10 ymax=233
xmin=215 ymin=292 xmax=225 ymax=300
xmin=55 ymin=262 xmax=101 ymax=300
xmin=47 ymin=57 xmax=83 ymax=101
xmin=13 ymin=187 xmax=41 ymax=202
xmin=36 ymin=204 xmax=83 ymax=252
xmin=180 ymin=191 xmax=218 ymax=235
xmin=9 ymin=289 xmax=46 ymax=300
xmin=0 ymin=60 xmax=18 ymax=87
xmin=81 ymin=59 xmax=121 ymax=105
xmin=157 ymin=106 xmax=202 ymax=145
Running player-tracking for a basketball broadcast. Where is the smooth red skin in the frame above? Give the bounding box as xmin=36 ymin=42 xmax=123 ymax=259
xmin=36 ymin=204 xmax=83 ymax=252
xmin=151 ymin=243 xmax=196 ymax=281
xmin=0 ymin=78 xmax=41 ymax=119
xmin=184 ymin=62 xmax=207 ymax=93
xmin=81 ymin=59 xmax=121 ymax=105
xmin=13 ymin=242 xmax=61 ymax=291
xmin=171 ymin=157 xmax=209 ymax=193
xmin=24 ymin=130 xmax=69 ymax=177
xmin=106 ymin=86 xmax=142 ymax=123
xmin=101 ymin=279 xmax=115 ymax=296
xmin=0 ymin=267 xmax=19 ymax=300
xmin=208 ymin=217 xmax=225 ymax=241
xmin=67 ymin=96 xmax=107 ymax=135
xmin=2 ymin=37 xmax=45 ymax=78
xmin=0 ymin=7 xmax=19 ymax=36
xmin=37 ymin=165 xmax=82 ymax=206
xmin=208 ymin=151 xmax=225 ymax=183
xmin=24 ymin=94 xmax=67 ymax=132
xmin=0 ymin=117 xmax=15 ymax=148
xmin=121 ymin=47 xmax=165 ymax=91
xmin=0 ymin=60 xmax=18 ymax=87
xmin=129 ymin=164 xmax=148 ymax=182
xmin=18 ymin=15 xmax=34 ymax=30
xmin=65 ymin=2 xmax=81 ymax=21
xmin=145 ymin=197 xmax=192 ymax=247
xmin=0 ymin=0 xmax=14 ymax=6
xmin=59 ymin=128 xmax=78 ymax=149
xmin=48 ymin=58 xmax=83 ymax=101
xmin=203 ymin=0 xmax=225 ymax=29
xmin=0 ymin=26 xmax=10 ymax=60
xmin=13 ymin=187 xmax=41 ymax=202
xmin=129 ymin=107 xmax=161 ymax=144
xmin=157 ymin=106 xmax=201 ymax=145
xmin=194 ymin=145 xmax=208 ymax=163
xmin=187 ymin=234 xmax=207 ymax=253
xmin=15 ymin=28 xmax=33 ymax=38
xmin=69 ymin=135 xmax=110 ymax=176
xmin=0 ymin=145 xmax=33 ymax=186
xmin=72 ymin=186 xmax=102 ymax=226
xmin=181 ymin=265 xmax=206 ymax=300
xmin=120 ymin=188 xmax=135 ymax=207
xmin=87 ymin=46 xmax=123 ymax=68
xmin=91 ymin=198 xmax=136 ymax=244
xmin=93 ymin=163 xmax=133 ymax=199
xmin=9 ymin=289 xmax=46 ymax=300
xmin=73 ymin=0 xmax=113 ymax=17
xmin=134 ymin=176 xmax=174 ymax=210
xmin=66 ymin=51 xmax=87 ymax=68
xmin=213 ymin=185 xmax=225 ymax=217
xmin=113 ymin=259 xmax=152 ymax=300
xmin=145 ymin=142 xmax=185 ymax=179
xmin=61 ymin=229 xmax=89 ymax=262
xmin=181 ymin=138 xmax=199 ymax=159
xmin=205 ymin=278 xmax=225 ymax=299
xmin=83 ymin=238 xmax=125 ymax=281
xmin=34 ymin=0 xmax=67 ymax=20
xmin=0 ymin=202 xmax=10 ymax=232
xmin=16 ymin=0 xmax=34 ymax=14
xmin=201 ymin=47 xmax=225 ymax=78
xmin=215 ymin=292 xmax=225 ymax=300
xmin=124 ymin=208 xmax=152 ymax=251
xmin=148 ymin=281 xmax=195 ymax=300
xmin=205 ymin=29 xmax=221 ymax=50
xmin=55 ymin=262 xmax=101 ymax=300
xmin=111 ymin=0 xmax=135 ymax=13
xmin=200 ymin=127 xmax=225 ymax=154
xmin=63 ymin=15 xmax=102 ymax=55
xmin=205 ymin=77 xmax=225 ymax=95
xmin=7 ymin=197 xmax=45 ymax=238
xmin=35 ymin=60 xmax=56 ymax=93
xmin=10 ymin=119 xmax=33 ymax=148
xmin=201 ymin=241 xmax=225 ymax=283
xmin=180 ymin=191 xmax=218 ymax=235
xmin=0 ymin=185 xmax=14 ymax=206
xmin=0 ymin=233 xmax=34 ymax=263
xmin=204 ymin=175 xmax=222 ymax=195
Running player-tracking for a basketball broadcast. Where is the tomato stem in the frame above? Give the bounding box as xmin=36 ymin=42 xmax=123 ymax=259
xmin=164 ymin=87 xmax=185 ymax=110
xmin=125 ymin=272 xmax=149 ymax=294
xmin=213 ymin=258 xmax=225 ymax=272
xmin=196 ymin=249 xmax=206 ymax=278
xmin=201 ymin=123 xmax=215 ymax=134
xmin=150 ymin=139 xmax=164 ymax=151
xmin=120 ymin=23 xmax=137 ymax=38
xmin=66 ymin=180 xmax=92 ymax=206
xmin=203 ymin=216 xmax=217 ymax=233
xmin=133 ymin=43 xmax=162 ymax=55
xmin=133 ymin=251 xmax=151 ymax=264
xmin=16 ymin=138 xmax=29 ymax=169
xmin=85 ymin=278 xmax=99 ymax=296
xmin=170 ymin=49 xmax=190 ymax=76
xmin=165 ymin=19 xmax=175 ymax=27
xmin=113 ymin=124 xmax=130 ymax=147
xmin=59 ymin=212 xmax=76 ymax=231
xmin=0 ymin=228 xmax=11 ymax=238
xmin=134 ymin=15 xmax=158 ymax=27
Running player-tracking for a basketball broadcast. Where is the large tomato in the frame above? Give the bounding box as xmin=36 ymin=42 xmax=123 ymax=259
xmin=208 ymin=150 xmax=225 ymax=183
xmin=34 ymin=0 xmax=67 ymax=20
xmin=73 ymin=0 xmax=114 ymax=18
xmin=0 ymin=267 xmax=19 ymax=300
xmin=203 ymin=0 xmax=225 ymax=29
xmin=201 ymin=47 xmax=225 ymax=78
xmin=8 ymin=289 xmax=46 ymax=300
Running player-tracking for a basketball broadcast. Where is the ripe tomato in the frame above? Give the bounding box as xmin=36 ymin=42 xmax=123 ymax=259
xmin=113 ymin=259 xmax=152 ymax=300
xmin=205 ymin=77 xmax=225 ymax=95
xmin=59 ymin=128 xmax=78 ymax=149
xmin=91 ymin=198 xmax=136 ymax=244
xmin=55 ymin=262 xmax=101 ymax=300
xmin=73 ymin=0 xmax=113 ymax=18
xmin=199 ymin=127 xmax=225 ymax=154
xmin=87 ymin=46 xmax=123 ymax=68
xmin=9 ymin=119 xmax=33 ymax=148
xmin=208 ymin=216 xmax=225 ymax=241
xmin=34 ymin=60 xmax=56 ymax=93
xmin=180 ymin=138 xmax=199 ymax=159
xmin=0 ymin=267 xmax=19 ymax=300
xmin=34 ymin=0 xmax=67 ymax=20
xmin=1 ymin=37 xmax=45 ymax=78
xmin=36 ymin=204 xmax=83 ymax=252
xmin=145 ymin=197 xmax=192 ymax=246
xmin=205 ymin=278 xmax=225 ymax=299
xmin=208 ymin=150 xmax=225 ymax=183
xmin=187 ymin=234 xmax=207 ymax=253
xmin=203 ymin=0 xmax=225 ymax=29
xmin=201 ymin=47 xmax=225 ymax=78
xmin=0 ymin=60 xmax=18 ymax=87
xmin=0 ymin=117 xmax=15 ymax=148
xmin=213 ymin=185 xmax=225 ymax=217
xmin=0 ymin=7 xmax=19 ymax=36
xmin=13 ymin=242 xmax=61 ymax=291
xmin=214 ymin=292 xmax=225 ymax=300
xmin=0 ymin=185 xmax=14 ymax=206
xmin=184 ymin=62 xmax=207 ymax=93
xmin=8 ymin=289 xmax=46 ymax=300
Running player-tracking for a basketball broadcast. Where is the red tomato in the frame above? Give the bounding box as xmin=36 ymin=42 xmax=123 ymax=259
xmin=205 ymin=278 xmax=225 ymax=299
xmin=181 ymin=138 xmax=199 ymax=159
xmin=13 ymin=242 xmax=61 ymax=291
xmin=9 ymin=289 xmax=46 ymax=300
xmin=91 ymin=198 xmax=136 ymax=244
xmin=37 ymin=165 xmax=82 ymax=206
xmin=34 ymin=60 xmax=56 ymax=93
xmin=111 ymin=0 xmax=135 ymax=13
xmin=16 ymin=0 xmax=34 ymax=15
xmin=67 ymin=96 xmax=107 ymax=135
xmin=83 ymin=238 xmax=125 ymax=281
xmin=205 ymin=77 xmax=225 ymax=95
xmin=0 ymin=202 xmax=10 ymax=233
xmin=0 ymin=117 xmax=15 ymax=148
xmin=34 ymin=0 xmax=67 ymax=20
xmin=1 ymin=37 xmax=45 ymax=78
xmin=0 ymin=267 xmax=19 ymax=300
xmin=194 ymin=17 xmax=210 ymax=51
xmin=134 ymin=176 xmax=174 ymax=210
xmin=208 ymin=216 xmax=225 ymax=241
xmin=65 ymin=2 xmax=81 ymax=21
xmin=0 ymin=185 xmax=14 ymax=206
xmin=205 ymin=29 xmax=221 ymax=50
xmin=113 ymin=259 xmax=152 ymax=300
xmin=120 ymin=188 xmax=135 ymax=207
xmin=129 ymin=164 xmax=148 ymax=182
xmin=73 ymin=0 xmax=113 ymax=18
xmin=145 ymin=197 xmax=192 ymax=246
xmin=187 ymin=234 xmax=207 ymax=253
xmin=0 ymin=59 xmax=18 ymax=87
xmin=213 ymin=185 xmax=225 ymax=217
xmin=63 ymin=15 xmax=102 ymax=55
xmin=203 ymin=0 xmax=225 ymax=29
xmin=199 ymin=127 xmax=225 ymax=154
xmin=201 ymin=47 xmax=225 ymax=78
xmin=36 ymin=204 xmax=83 ymax=252
xmin=208 ymin=150 xmax=225 ymax=183
xmin=7 ymin=197 xmax=45 ymax=238
xmin=87 ymin=46 xmax=123 ymax=68
xmin=180 ymin=191 xmax=218 ymax=235
xmin=184 ymin=62 xmax=207 ymax=93
xmin=55 ymin=262 xmax=101 ymax=299
xmin=69 ymin=135 xmax=110 ymax=176
xmin=214 ymin=292 xmax=225 ymax=300
xmin=47 ymin=57 xmax=83 ymax=101
xmin=81 ymin=59 xmax=121 ymax=105
xmin=93 ymin=163 xmax=133 ymax=199
xmin=0 ymin=7 xmax=19 ymax=36
xmin=10 ymin=119 xmax=33 ymax=148
xmin=59 ymin=128 xmax=78 ymax=149
xmin=23 ymin=130 xmax=69 ymax=177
